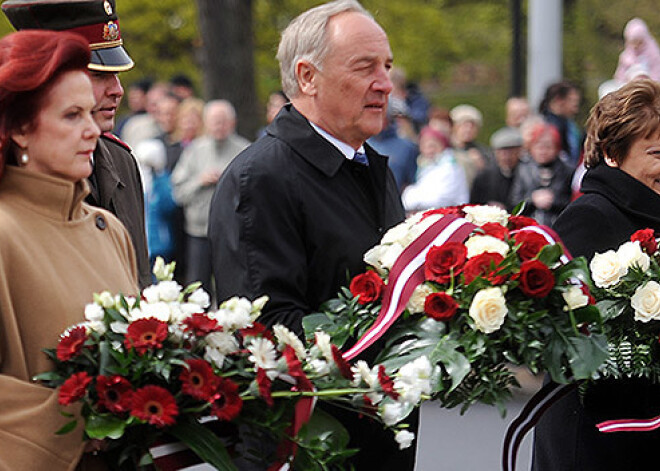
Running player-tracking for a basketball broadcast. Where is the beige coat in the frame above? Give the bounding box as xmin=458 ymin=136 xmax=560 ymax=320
xmin=0 ymin=167 xmax=138 ymax=471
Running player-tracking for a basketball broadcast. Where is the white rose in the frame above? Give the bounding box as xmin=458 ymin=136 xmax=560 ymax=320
xmin=617 ymin=241 xmax=650 ymax=272
xmin=406 ymin=284 xmax=434 ymax=314
xmin=562 ymin=286 xmax=589 ymax=310
xmin=463 ymin=205 xmax=509 ymax=226
xmin=631 ymin=281 xmax=660 ymax=323
xmin=382 ymin=221 xmax=411 ymax=245
xmin=464 ymin=235 xmax=509 ymax=258
xmin=395 ymin=430 xmax=415 ymax=450
xmin=590 ymin=250 xmax=627 ymax=288
xmin=188 ymin=288 xmax=211 ymax=309
xmin=469 ymin=287 xmax=508 ymax=334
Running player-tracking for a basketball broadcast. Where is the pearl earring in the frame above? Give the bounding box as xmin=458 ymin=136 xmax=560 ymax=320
xmin=20 ymin=150 xmax=28 ymax=166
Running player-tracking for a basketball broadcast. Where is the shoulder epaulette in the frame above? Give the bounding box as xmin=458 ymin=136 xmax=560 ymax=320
xmin=101 ymin=132 xmax=132 ymax=152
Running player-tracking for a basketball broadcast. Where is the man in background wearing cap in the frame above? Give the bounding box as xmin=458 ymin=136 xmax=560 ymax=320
xmin=2 ymin=0 xmax=151 ymax=288
xmin=470 ymin=126 xmax=523 ymax=210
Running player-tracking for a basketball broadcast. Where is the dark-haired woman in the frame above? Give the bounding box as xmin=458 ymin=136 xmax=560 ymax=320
xmin=533 ymin=78 xmax=660 ymax=470
xmin=0 ymin=31 xmax=137 ymax=470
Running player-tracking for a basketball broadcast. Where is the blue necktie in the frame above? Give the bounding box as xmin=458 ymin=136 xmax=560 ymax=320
xmin=353 ymin=151 xmax=369 ymax=166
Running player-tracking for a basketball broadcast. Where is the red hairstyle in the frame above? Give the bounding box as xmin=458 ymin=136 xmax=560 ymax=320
xmin=528 ymin=122 xmax=561 ymax=150
xmin=0 ymin=30 xmax=90 ymax=179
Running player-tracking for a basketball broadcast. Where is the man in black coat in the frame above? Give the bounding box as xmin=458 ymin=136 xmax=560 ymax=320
xmin=209 ymin=1 xmax=414 ymax=469
xmin=2 ymin=0 xmax=151 ymax=288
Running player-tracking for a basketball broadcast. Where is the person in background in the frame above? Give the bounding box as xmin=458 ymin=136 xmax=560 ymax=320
xmin=539 ymin=80 xmax=583 ymax=168
xmin=114 ymin=77 xmax=151 ymax=137
xmin=505 ymin=96 xmax=530 ymax=129
xmin=614 ymin=18 xmax=660 ymax=84
xmin=533 ymin=78 xmax=660 ymax=471
xmin=368 ymin=98 xmax=419 ymax=193
xmin=172 ymin=99 xmax=250 ymax=299
xmin=155 ymin=91 xmax=183 ymax=172
xmin=402 ymin=125 xmax=468 ymax=212
xmin=169 ymin=73 xmax=195 ymax=101
xmin=176 ymin=97 xmax=205 ymax=148
xmin=470 ymin=126 xmax=524 ymax=210
xmin=509 ymin=122 xmax=573 ymax=226
xmin=0 ymin=30 xmax=138 ymax=471
xmin=2 ymin=0 xmax=151 ymax=288
xmin=450 ymin=103 xmax=492 ymax=188
xmin=427 ymin=105 xmax=453 ymax=137
xmin=256 ymin=90 xmax=288 ymax=139
xmin=208 ymin=1 xmax=415 ymax=468
xmin=120 ymin=81 xmax=169 ymax=149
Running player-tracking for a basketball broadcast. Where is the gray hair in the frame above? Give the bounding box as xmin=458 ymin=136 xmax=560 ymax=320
xmin=204 ymin=99 xmax=236 ymax=122
xmin=276 ymin=0 xmax=371 ymax=98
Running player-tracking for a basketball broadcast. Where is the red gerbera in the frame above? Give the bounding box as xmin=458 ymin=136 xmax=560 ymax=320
xmin=331 ymin=344 xmax=354 ymax=380
xmin=240 ymin=322 xmax=274 ymax=342
xmin=282 ymin=346 xmax=314 ymax=392
xmin=255 ymin=368 xmax=274 ymax=407
xmin=378 ymin=365 xmax=400 ymax=400
xmin=124 ymin=318 xmax=169 ymax=354
xmin=183 ymin=313 xmax=222 ymax=337
xmin=56 ymin=326 xmax=88 ymax=361
xmin=130 ymin=385 xmax=178 ymax=427
xmin=58 ymin=371 xmax=92 ymax=406
xmin=96 ymin=375 xmax=133 ymax=413
xmin=210 ymin=377 xmax=243 ymax=421
xmin=179 ymin=359 xmax=219 ymax=401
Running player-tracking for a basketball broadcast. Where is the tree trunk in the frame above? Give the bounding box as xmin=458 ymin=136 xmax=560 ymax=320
xmin=195 ymin=0 xmax=259 ymax=140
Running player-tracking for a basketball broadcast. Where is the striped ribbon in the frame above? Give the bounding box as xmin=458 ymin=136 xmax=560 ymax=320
xmin=343 ymin=215 xmax=477 ymax=361
xmin=597 ymin=415 xmax=660 ymax=433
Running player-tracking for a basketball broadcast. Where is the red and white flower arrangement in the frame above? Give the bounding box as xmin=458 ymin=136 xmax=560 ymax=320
xmin=37 ymin=258 xmax=421 ymax=470
xmin=306 ymin=205 xmax=607 ymax=411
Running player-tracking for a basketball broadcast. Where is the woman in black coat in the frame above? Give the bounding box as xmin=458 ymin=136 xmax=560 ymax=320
xmin=533 ymin=78 xmax=660 ymax=470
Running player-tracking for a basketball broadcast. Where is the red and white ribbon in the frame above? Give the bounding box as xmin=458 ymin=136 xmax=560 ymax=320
xmin=343 ymin=215 xmax=477 ymax=361
xmin=597 ymin=415 xmax=660 ymax=433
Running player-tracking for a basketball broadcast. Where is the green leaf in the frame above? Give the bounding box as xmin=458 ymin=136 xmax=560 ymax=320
xmin=168 ymin=417 xmax=237 ymax=471
xmin=56 ymin=420 xmax=78 ymax=435
xmin=85 ymin=413 xmax=127 ymax=440
xmin=566 ymin=333 xmax=609 ymax=380
xmin=596 ymin=298 xmax=629 ymax=322
xmin=572 ymin=305 xmax=602 ymax=325
xmin=429 ymin=337 xmax=471 ymax=391
xmin=555 ymin=257 xmax=592 ymax=285
xmin=299 ymin=407 xmax=351 ymax=451
xmin=537 ymin=244 xmax=563 ymax=266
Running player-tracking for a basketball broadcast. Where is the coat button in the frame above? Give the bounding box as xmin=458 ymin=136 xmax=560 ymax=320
xmin=95 ymin=215 xmax=107 ymax=230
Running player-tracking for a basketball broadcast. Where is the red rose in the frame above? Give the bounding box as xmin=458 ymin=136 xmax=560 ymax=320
xmin=424 ymin=292 xmax=459 ymax=321
xmin=425 ymin=242 xmax=467 ymax=284
xmin=513 ymin=231 xmax=549 ymax=261
xmin=517 ymin=260 xmax=555 ymax=298
xmin=130 ymin=385 xmax=178 ymax=427
xmin=508 ymin=215 xmax=538 ymax=230
xmin=463 ymin=252 xmax=506 ymax=285
xmin=481 ymin=222 xmax=509 ymax=241
xmin=58 ymin=372 xmax=92 ymax=406
xmin=631 ymin=228 xmax=658 ymax=254
xmin=349 ymin=271 xmax=384 ymax=305
xmin=422 ymin=206 xmax=465 ymax=219
xmin=56 ymin=326 xmax=88 ymax=361
xmin=180 ymin=359 xmax=219 ymax=401
xmin=96 ymin=375 xmax=133 ymax=413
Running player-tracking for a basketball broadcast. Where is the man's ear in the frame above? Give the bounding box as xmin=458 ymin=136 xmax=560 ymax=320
xmin=296 ymin=60 xmax=317 ymax=97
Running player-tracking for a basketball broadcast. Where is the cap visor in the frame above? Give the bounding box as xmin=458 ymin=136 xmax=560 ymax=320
xmin=89 ymin=46 xmax=134 ymax=72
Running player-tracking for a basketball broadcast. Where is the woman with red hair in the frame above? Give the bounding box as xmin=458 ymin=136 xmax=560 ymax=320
xmin=0 ymin=30 xmax=137 ymax=470
xmin=509 ymin=122 xmax=573 ymax=226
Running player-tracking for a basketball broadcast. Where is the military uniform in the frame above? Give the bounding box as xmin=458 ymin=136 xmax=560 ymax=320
xmin=3 ymin=0 xmax=151 ymax=287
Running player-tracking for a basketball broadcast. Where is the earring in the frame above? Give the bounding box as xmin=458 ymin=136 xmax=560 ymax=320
xmin=20 ymin=150 xmax=28 ymax=166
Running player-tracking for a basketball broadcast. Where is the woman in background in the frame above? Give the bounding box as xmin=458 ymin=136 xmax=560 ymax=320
xmin=0 ymin=31 xmax=137 ymax=470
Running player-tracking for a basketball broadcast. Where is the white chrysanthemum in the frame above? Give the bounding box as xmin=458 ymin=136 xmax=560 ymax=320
xmin=315 ymin=331 xmax=333 ymax=362
xmin=395 ymin=430 xmax=415 ymax=450
xmin=96 ymin=291 xmax=116 ymax=309
xmin=188 ymin=288 xmax=211 ymax=309
xmin=617 ymin=241 xmax=650 ymax=272
xmin=351 ymin=360 xmax=383 ymax=403
xmin=631 ymin=281 xmax=660 ymax=323
xmin=206 ymin=331 xmax=239 ymax=354
xmin=406 ymin=284 xmax=434 ymax=314
xmin=247 ymin=337 xmax=278 ymax=370
xmin=204 ymin=346 xmax=226 ymax=369
xmin=273 ymin=324 xmax=307 ymax=360
xmin=84 ymin=303 xmax=105 ymax=323
xmin=465 ymin=235 xmax=509 ymax=258
xmin=562 ymin=286 xmax=589 ymax=311
xmin=309 ymin=359 xmax=330 ymax=375
xmin=395 ymin=356 xmax=433 ymax=404
xmin=463 ymin=205 xmax=509 ymax=226
xmin=157 ymin=281 xmax=182 ymax=303
xmin=590 ymin=250 xmax=627 ymax=288
xmin=469 ymin=287 xmax=508 ymax=334
xmin=381 ymin=402 xmax=405 ymax=426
